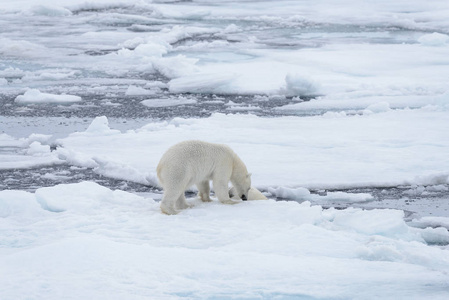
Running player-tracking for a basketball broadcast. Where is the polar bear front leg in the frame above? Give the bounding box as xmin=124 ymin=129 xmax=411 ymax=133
xmin=213 ymin=179 xmax=240 ymax=205
xmin=197 ymin=180 xmax=212 ymax=202
xmin=176 ymin=193 xmax=193 ymax=210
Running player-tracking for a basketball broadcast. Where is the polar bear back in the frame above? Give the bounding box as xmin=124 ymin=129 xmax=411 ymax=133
xmin=157 ymin=140 xmax=236 ymax=188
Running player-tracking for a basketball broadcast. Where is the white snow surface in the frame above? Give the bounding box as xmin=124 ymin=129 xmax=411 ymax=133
xmin=2 ymin=0 xmax=449 ymax=298
xmin=0 ymin=133 xmax=62 ymax=170
xmin=141 ymin=96 xmax=197 ymax=108
xmin=52 ymin=109 xmax=449 ymax=190
xmin=1 ymin=0 xmax=448 ymax=106
xmin=1 ymin=181 xmax=449 ymax=300
xmin=15 ymin=89 xmax=82 ymax=104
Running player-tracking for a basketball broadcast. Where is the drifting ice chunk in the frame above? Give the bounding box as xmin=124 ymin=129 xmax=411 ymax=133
xmin=26 ymin=141 xmax=51 ymax=156
xmin=85 ymin=116 xmax=120 ymax=135
xmin=168 ymin=73 xmax=235 ymax=94
xmin=15 ymin=89 xmax=81 ymax=104
xmin=141 ymin=97 xmax=196 ymax=108
xmin=125 ymin=85 xmax=155 ymax=96
xmin=25 ymin=5 xmax=72 ymax=17
xmin=418 ymin=32 xmax=449 ymax=47
xmin=409 ymin=216 xmax=449 ymax=229
xmin=363 ymin=101 xmax=391 ymax=114
xmin=269 ymin=186 xmax=312 ymax=199
xmin=283 ymin=73 xmax=320 ymax=97
xmin=269 ymin=186 xmax=373 ymax=203
xmin=26 ymin=133 xmax=52 ymax=145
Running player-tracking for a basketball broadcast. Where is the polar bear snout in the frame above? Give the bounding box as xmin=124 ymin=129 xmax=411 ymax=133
xmin=228 ymin=188 xmax=248 ymax=200
xmin=229 ymin=186 xmax=267 ymax=201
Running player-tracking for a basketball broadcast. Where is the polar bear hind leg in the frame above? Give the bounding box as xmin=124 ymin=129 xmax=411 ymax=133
xmin=197 ymin=180 xmax=212 ymax=202
xmin=160 ymin=187 xmax=183 ymax=215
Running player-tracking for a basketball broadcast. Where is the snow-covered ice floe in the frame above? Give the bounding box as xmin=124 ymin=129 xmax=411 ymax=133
xmin=15 ymin=89 xmax=82 ymax=104
xmin=1 ymin=181 xmax=449 ymax=299
xmin=51 ymin=108 xmax=449 ymax=191
xmin=1 ymin=0 xmax=449 ymax=298
xmin=0 ymin=133 xmax=62 ymax=170
xmin=1 ymin=0 xmax=449 ymax=107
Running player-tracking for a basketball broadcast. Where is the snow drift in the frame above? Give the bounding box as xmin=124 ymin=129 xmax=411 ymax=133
xmin=1 ymin=182 xmax=449 ymax=299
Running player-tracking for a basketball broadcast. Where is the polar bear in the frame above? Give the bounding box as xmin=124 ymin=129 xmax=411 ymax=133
xmin=157 ymin=140 xmax=252 ymax=215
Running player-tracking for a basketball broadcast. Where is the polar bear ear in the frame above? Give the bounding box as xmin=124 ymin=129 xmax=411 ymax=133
xmin=247 ymin=173 xmax=252 ymax=178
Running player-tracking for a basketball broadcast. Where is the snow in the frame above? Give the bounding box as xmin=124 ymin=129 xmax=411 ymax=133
xmin=23 ymin=4 xmax=73 ymax=17
xmin=1 ymin=182 xmax=449 ymax=299
xmin=418 ymin=32 xmax=449 ymax=47
xmin=363 ymin=101 xmax=391 ymax=114
xmin=168 ymin=73 xmax=236 ymax=94
xmin=283 ymin=73 xmax=321 ymax=97
xmin=125 ymin=85 xmax=155 ymax=96
xmin=269 ymin=186 xmax=374 ymax=203
xmin=410 ymin=216 xmax=449 ymax=229
xmin=84 ymin=116 xmax=120 ymax=135
xmin=0 ymin=133 xmax=62 ymax=170
xmin=2 ymin=0 xmax=449 ymax=298
xmin=141 ymin=96 xmax=197 ymax=108
xmin=15 ymin=89 xmax=82 ymax=104
xmin=53 ymin=109 xmax=449 ymax=190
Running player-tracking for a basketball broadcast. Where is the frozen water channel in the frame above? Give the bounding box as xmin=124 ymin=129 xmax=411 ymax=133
xmin=1 ymin=1 xmax=449 ymax=299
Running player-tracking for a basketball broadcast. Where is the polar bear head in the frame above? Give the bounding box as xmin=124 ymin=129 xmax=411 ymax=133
xmin=229 ymin=185 xmax=267 ymax=201
xmin=231 ymin=173 xmax=251 ymax=201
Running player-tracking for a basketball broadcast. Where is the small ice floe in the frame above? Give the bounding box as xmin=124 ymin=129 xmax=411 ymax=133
xmin=282 ymin=72 xmax=320 ymax=97
xmin=125 ymin=85 xmax=156 ymax=96
xmin=418 ymin=32 xmax=449 ymax=47
xmin=226 ymin=105 xmax=262 ymax=111
xmin=141 ymin=96 xmax=196 ymax=108
xmin=268 ymin=186 xmax=374 ymax=203
xmin=15 ymin=89 xmax=82 ymax=104
xmin=363 ymin=101 xmax=391 ymax=115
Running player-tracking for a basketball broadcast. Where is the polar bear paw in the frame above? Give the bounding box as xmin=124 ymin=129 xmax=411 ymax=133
xmin=200 ymin=196 xmax=212 ymax=202
xmin=178 ymin=202 xmax=194 ymax=210
xmin=160 ymin=203 xmax=179 ymax=215
xmin=220 ymin=198 xmax=241 ymax=205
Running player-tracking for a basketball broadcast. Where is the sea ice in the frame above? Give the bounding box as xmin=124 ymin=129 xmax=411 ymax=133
xmin=125 ymin=85 xmax=155 ymax=96
xmin=418 ymin=32 xmax=449 ymax=47
xmin=23 ymin=4 xmax=72 ymax=17
xmin=15 ymin=89 xmax=82 ymax=104
xmin=54 ymin=110 xmax=449 ymax=190
xmin=141 ymin=96 xmax=197 ymax=108
xmin=0 ymin=133 xmax=61 ymax=170
xmin=283 ymin=72 xmax=320 ymax=97
xmin=268 ymin=186 xmax=374 ymax=203
xmin=1 ymin=1 xmax=449 ymax=298
xmin=1 ymin=182 xmax=449 ymax=299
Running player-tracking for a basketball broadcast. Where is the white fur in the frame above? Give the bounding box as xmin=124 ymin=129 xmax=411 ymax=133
xmin=157 ymin=140 xmax=251 ymax=215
